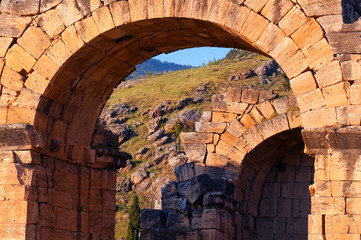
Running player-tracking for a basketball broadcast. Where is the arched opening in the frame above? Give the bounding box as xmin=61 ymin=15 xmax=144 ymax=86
xmin=235 ymin=129 xmax=315 ymax=239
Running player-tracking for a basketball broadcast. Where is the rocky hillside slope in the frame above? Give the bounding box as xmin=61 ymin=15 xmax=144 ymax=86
xmin=95 ymin=49 xmax=292 ymax=239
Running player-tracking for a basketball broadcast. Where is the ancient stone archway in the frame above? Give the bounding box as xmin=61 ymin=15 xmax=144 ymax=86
xmin=0 ymin=0 xmax=360 ymax=239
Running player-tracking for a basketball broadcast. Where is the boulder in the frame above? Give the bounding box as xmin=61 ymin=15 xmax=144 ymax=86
xmin=147 ymin=129 xmax=165 ymax=142
xmin=131 ymin=167 xmax=148 ymax=184
xmin=168 ymin=153 xmax=188 ymax=168
xmin=152 ymin=153 xmax=169 ymax=165
xmin=152 ymin=136 xmax=170 ymax=147
xmin=116 ymin=177 xmax=132 ymax=193
xmin=147 ymin=117 xmax=162 ymax=134
xmin=178 ymin=174 xmax=212 ymax=204
xmin=164 ymin=108 xmax=201 ymax=132
xmin=254 ymin=59 xmax=283 ymax=76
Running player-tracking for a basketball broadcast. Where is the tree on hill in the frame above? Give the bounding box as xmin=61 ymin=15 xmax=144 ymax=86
xmin=126 ymin=194 xmax=141 ymax=240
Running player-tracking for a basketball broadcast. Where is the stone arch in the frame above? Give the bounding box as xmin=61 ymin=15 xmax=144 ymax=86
xmin=0 ymin=0 xmax=360 ymax=239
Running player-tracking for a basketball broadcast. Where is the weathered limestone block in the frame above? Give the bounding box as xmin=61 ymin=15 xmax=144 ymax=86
xmin=291 ymin=18 xmax=324 ymax=51
xmin=227 ymin=120 xmax=247 ymax=138
xmin=211 ymin=101 xmax=248 ymax=114
xmin=215 ymin=140 xmax=233 ymax=156
xmin=205 ymin=153 xmax=229 ymax=168
xmin=109 ymin=1 xmax=131 ymax=26
xmin=191 ymin=208 xmax=221 ymax=229
xmin=315 ymin=60 xmax=343 ymax=88
xmin=6 ymin=44 xmax=36 ymax=73
xmin=257 ymin=114 xmax=290 ymax=140
xmin=301 ymin=108 xmax=337 ymax=128
xmin=241 ymin=88 xmax=259 ymax=104
xmin=200 ymin=111 xmax=212 ymax=122
xmin=225 ymin=87 xmax=242 ymax=102
xmin=249 ymin=107 xmax=264 ymax=123
xmin=240 ymin=113 xmax=256 ymax=129
xmin=297 ymin=0 xmax=342 ymax=16
xmin=178 ymin=174 xmax=212 ymax=204
xmin=212 ymin=94 xmax=224 ymax=102
xmin=297 ymin=89 xmax=325 ymax=113
xmin=290 ymin=71 xmax=318 ymax=97
xmin=0 ymin=14 xmax=31 ymax=38
xmin=18 ymin=27 xmax=51 ymax=60
xmin=61 ymin=25 xmax=85 ymax=53
xmin=1 ymin=66 xmax=25 ymax=92
xmin=304 ymin=38 xmax=335 ymax=71
xmin=56 ymin=0 xmax=84 ymax=27
xmin=278 ymin=6 xmax=307 ymax=36
xmin=0 ymin=0 xmax=40 ymax=15
xmin=180 ymin=132 xmax=213 ymax=144
xmin=256 ymin=22 xmax=285 ymax=53
xmin=328 ymin=32 xmax=361 ymax=54
xmin=261 ymin=0 xmax=294 ymax=24
xmin=240 ymin=10 xmax=269 ymax=43
xmin=40 ymin=0 xmax=62 ymax=12
xmin=212 ymin=112 xmax=237 ymax=123
xmin=259 ymin=89 xmax=277 ymax=103
xmin=322 ymin=82 xmax=350 ymax=108
xmin=257 ymin=101 xmax=276 ymax=119
xmin=342 ymin=60 xmax=361 ymax=81
xmin=47 ymin=39 xmax=73 ymax=66
xmin=272 ymin=96 xmax=292 ymax=114
xmin=140 ymin=209 xmax=168 ymax=229
xmin=24 ymin=71 xmax=50 ymax=95
xmin=244 ymin=0 xmax=268 ymax=12
xmin=0 ymin=37 xmax=13 ymax=58
xmin=287 ymin=111 xmax=301 ymax=128
xmin=183 ymin=144 xmax=206 ymax=163
xmin=195 ymin=122 xmax=227 ymax=134
xmin=74 ymin=17 xmax=100 ymax=43
xmin=92 ymin=6 xmax=115 ymax=34
xmin=242 ymin=127 xmax=263 ymax=148
xmin=129 ymin=0 xmax=148 ymax=21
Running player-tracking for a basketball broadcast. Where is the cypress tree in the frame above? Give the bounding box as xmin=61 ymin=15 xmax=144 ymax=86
xmin=126 ymin=194 xmax=141 ymax=240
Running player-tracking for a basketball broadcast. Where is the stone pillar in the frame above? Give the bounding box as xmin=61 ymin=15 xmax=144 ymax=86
xmin=0 ymin=124 xmax=130 ymax=239
xmin=303 ymin=127 xmax=361 ymax=240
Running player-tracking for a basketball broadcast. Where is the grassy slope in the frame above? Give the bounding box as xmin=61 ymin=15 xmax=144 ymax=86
xmin=107 ymin=52 xmax=292 ymax=239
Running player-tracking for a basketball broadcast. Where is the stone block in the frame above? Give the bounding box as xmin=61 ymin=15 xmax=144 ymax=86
xmin=259 ymin=90 xmax=277 ymax=102
xmin=33 ymin=54 xmax=60 ymax=80
xmin=192 ymin=209 xmax=220 ymax=230
xmin=180 ymin=132 xmax=213 ymax=144
xmin=249 ymin=107 xmax=264 ymax=123
xmin=129 ymin=0 xmax=147 ymax=21
xmin=212 ymin=112 xmax=237 ymax=123
xmin=311 ymin=197 xmax=345 ymax=214
xmin=178 ymin=174 xmax=212 ymax=204
xmin=215 ymin=140 xmax=233 ymax=156
xmin=278 ymin=6 xmax=307 ymax=36
xmin=336 ymin=105 xmax=361 ymax=126
xmin=183 ymin=143 xmax=206 ymax=163
xmin=291 ymin=18 xmax=324 ymax=51
xmin=74 ymin=17 xmax=99 ymax=43
xmin=211 ymin=101 xmax=248 ymax=114
xmin=0 ymin=201 xmax=27 ymax=224
xmin=297 ymin=0 xmax=342 ymax=16
xmin=61 ymin=25 xmax=85 ymax=53
xmin=227 ymin=120 xmax=247 ymax=138
xmin=322 ymin=82 xmax=350 ymax=108
xmin=244 ymin=0 xmax=268 ymax=12
xmin=24 ymin=71 xmax=50 ymax=95
xmin=195 ymin=122 xmax=227 ymax=133
xmin=256 ymin=101 xmax=276 ymax=119
xmin=301 ymin=107 xmax=338 ymax=128
xmin=304 ymin=38 xmax=335 ymax=71
xmin=287 ymin=111 xmax=301 ymax=128
xmin=342 ymin=61 xmax=361 ymax=81
xmin=241 ymin=88 xmax=259 ymax=104
xmin=290 ymin=71 xmax=318 ymax=97
xmin=205 ymin=152 xmax=229 ymax=168
xmin=272 ymin=96 xmax=291 ymax=114
xmin=261 ymin=0 xmax=293 ymax=23
xmin=0 ymin=37 xmax=13 ymax=57
xmin=35 ymin=9 xmax=65 ymax=38
xmin=240 ymin=113 xmax=256 ymax=129
xmin=0 ymin=14 xmax=31 ymax=38
xmin=18 ymin=27 xmax=51 ymax=60
xmin=257 ymin=21 xmax=285 ymax=54
xmin=109 ymin=1 xmax=130 ymax=27
xmin=221 ymin=131 xmax=239 ymax=146
xmin=6 ymin=44 xmax=36 ymax=73
xmin=92 ymin=6 xmax=115 ymax=34
xmin=56 ymin=0 xmax=84 ymax=27
xmin=259 ymin=199 xmax=278 ymax=217
xmin=212 ymin=94 xmax=224 ymax=102
xmin=255 ymin=217 xmax=286 ymax=234
xmin=225 ymin=87 xmax=242 ymax=102
xmin=256 ymin=114 xmax=290 ymax=140
xmin=297 ymin=89 xmax=325 ymax=113
xmin=242 ymin=127 xmax=263 ymax=149
xmin=47 ymin=39 xmax=73 ymax=66
xmin=207 ymin=144 xmax=215 ymax=153
xmin=1 ymin=65 xmax=25 ymax=92
xmin=315 ymin=60 xmax=343 ymax=88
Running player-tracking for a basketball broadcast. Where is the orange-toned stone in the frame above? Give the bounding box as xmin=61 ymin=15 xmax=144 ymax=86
xmin=256 ymin=23 xmax=285 ymax=53
xmin=308 ymin=214 xmax=323 ymax=234
xmin=227 ymin=120 xmax=247 ymax=138
xmin=0 ymin=106 xmax=7 ymax=124
xmin=148 ymin=0 xmax=163 ymax=19
xmin=47 ymin=39 xmax=72 ymax=66
xmin=287 ymin=111 xmax=301 ymax=128
xmin=278 ymin=6 xmax=308 ymax=36
xmin=311 ymin=197 xmax=345 ymax=214
xmin=56 ymin=0 xmax=84 ymax=27
xmin=207 ymin=144 xmax=215 ymax=153
xmin=239 ymin=10 xmax=269 ymax=43
xmin=33 ymin=54 xmax=60 ymax=79
xmin=250 ymin=107 xmax=264 ymax=123
xmin=92 ymin=6 xmax=115 ymax=34
xmin=290 ymin=71 xmax=318 ymax=97
xmin=6 ymin=44 xmax=36 ymax=73
xmin=0 ymin=14 xmax=31 ymax=38
xmin=205 ymin=152 xmax=229 ymax=168
xmin=61 ymin=25 xmax=85 ymax=53
xmin=212 ymin=112 xmax=237 ymax=123
xmin=1 ymin=65 xmax=25 ymax=92
xmin=109 ymin=1 xmax=131 ymax=26
xmin=7 ymin=106 xmax=36 ymax=125
xmin=315 ymin=60 xmax=343 ymax=88
xmin=297 ymin=89 xmax=325 ymax=113
xmin=35 ymin=9 xmax=65 ymax=38
xmin=346 ymin=198 xmax=361 ymax=214
xmin=0 ymin=37 xmax=13 ymax=57
xmin=301 ymin=108 xmax=337 ymax=128
xmin=0 ymin=201 xmax=28 ymax=224
xmin=336 ymin=105 xmax=361 ymax=126
xmin=220 ymin=131 xmax=239 ymax=147
xmin=304 ymin=38 xmax=335 ymax=71
xmin=291 ymin=18 xmax=324 ymax=50
xmin=244 ymin=0 xmax=268 ymax=12
xmin=215 ymin=140 xmax=233 ymax=156
xmin=128 ymin=0 xmax=148 ymax=22
xmin=240 ymin=113 xmax=256 ymax=129
xmin=257 ymin=101 xmax=276 ymax=119
xmin=261 ymin=0 xmax=294 ymax=24
xmin=17 ymin=27 xmax=51 ymax=59
xmin=322 ymin=82 xmax=350 ymax=108
xmin=180 ymin=132 xmax=213 ymax=144
xmin=163 ymin=0 xmax=175 ymax=17
xmin=24 ymin=71 xmax=50 ymax=95
xmin=74 ymin=17 xmax=100 ymax=43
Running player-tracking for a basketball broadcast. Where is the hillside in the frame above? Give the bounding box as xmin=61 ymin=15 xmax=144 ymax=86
xmin=97 ymin=49 xmax=292 ymax=239
xmin=127 ymin=58 xmax=194 ymax=79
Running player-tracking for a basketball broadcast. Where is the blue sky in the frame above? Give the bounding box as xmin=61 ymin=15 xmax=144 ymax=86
xmin=153 ymin=47 xmax=232 ymax=67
